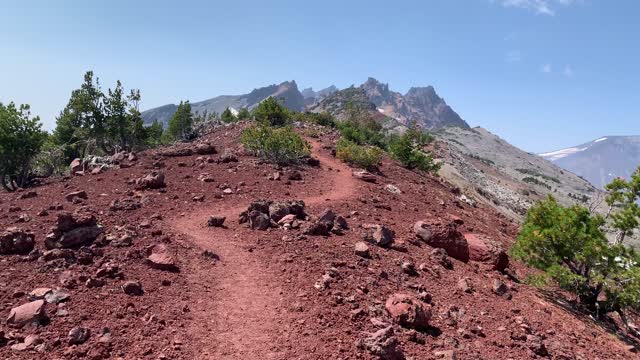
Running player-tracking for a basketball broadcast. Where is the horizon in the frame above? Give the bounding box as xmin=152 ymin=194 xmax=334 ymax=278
xmin=2 ymin=0 xmax=639 ymax=153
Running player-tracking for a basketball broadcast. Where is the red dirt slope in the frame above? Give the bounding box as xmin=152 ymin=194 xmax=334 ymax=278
xmin=0 ymin=124 xmax=637 ymax=359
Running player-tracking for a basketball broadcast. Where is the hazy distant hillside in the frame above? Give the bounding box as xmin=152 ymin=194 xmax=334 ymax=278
xmin=540 ymin=136 xmax=640 ymax=189
xmin=142 ymin=81 xmax=305 ymax=127
xmin=437 ymin=127 xmax=600 ymax=218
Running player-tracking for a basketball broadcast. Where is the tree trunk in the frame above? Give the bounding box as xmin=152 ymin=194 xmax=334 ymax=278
xmin=578 ymin=285 xmax=602 ymax=311
xmin=618 ymin=310 xmax=640 ymax=338
xmin=1 ymin=175 xmax=14 ymax=192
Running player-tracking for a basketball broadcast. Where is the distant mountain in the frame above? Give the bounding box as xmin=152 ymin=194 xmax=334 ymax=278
xmin=307 ymin=86 xmax=377 ymax=118
xmin=301 ymin=85 xmax=337 ymax=100
xmin=360 ymin=77 xmax=469 ymax=130
xmin=142 ymin=77 xmax=469 ymax=131
xmin=540 ymin=136 xmax=640 ymax=189
xmin=307 ymin=86 xmax=406 ymax=133
xmin=301 ymin=85 xmax=338 ymax=107
xmin=308 ymin=77 xmax=469 ymax=130
xmin=142 ymin=81 xmax=305 ymax=127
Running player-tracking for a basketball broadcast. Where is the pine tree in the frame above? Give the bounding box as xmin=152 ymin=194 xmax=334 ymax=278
xmin=166 ymin=101 xmax=193 ymax=140
xmin=221 ymin=107 xmax=237 ymax=123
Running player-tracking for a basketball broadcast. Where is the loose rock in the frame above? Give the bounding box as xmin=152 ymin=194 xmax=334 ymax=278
xmin=354 ymin=242 xmax=370 ymax=258
xmin=207 ymin=216 xmax=226 ymax=227
xmin=6 ymin=300 xmax=48 ymax=328
xmin=385 ymin=293 xmax=431 ymax=330
xmin=68 ymin=326 xmax=91 ymax=345
xmin=0 ymin=227 xmax=35 ymax=255
xmin=122 ymin=281 xmax=143 ymax=296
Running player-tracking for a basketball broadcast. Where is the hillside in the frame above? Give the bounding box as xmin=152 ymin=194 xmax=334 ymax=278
xmin=141 ymin=81 xmax=305 ymax=127
xmin=436 ymin=127 xmax=601 ymax=218
xmin=0 ymin=123 xmax=637 ymax=359
xmin=540 ymin=136 xmax=640 ymax=189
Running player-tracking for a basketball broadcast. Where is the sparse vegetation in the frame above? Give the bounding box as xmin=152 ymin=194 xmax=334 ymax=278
xmin=513 ymin=170 xmax=640 ymax=334
xmin=605 ymin=170 xmax=640 ymax=245
xmin=166 ymin=101 xmax=194 ymax=141
xmin=335 ymin=138 xmax=383 ymax=170
xmin=293 ymin=111 xmax=336 ymax=128
xmin=522 ymin=176 xmax=551 ymax=190
xmin=0 ymin=102 xmax=47 ymax=191
xmin=568 ymin=192 xmax=590 ymax=204
xmin=516 ymin=168 xmax=560 ymax=184
xmin=221 ymin=107 xmax=238 ymax=123
xmin=253 ymin=97 xmax=290 ymax=127
xmin=468 ymin=153 xmax=495 ymax=166
xmin=240 ymin=124 xmax=310 ymax=165
xmin=53 ymin=71 xmax=150 ymax=161
xmin=337 ymin=103 xmax=387 ymax=148
xmin=236 ymin=107 xmax=251 ymax=120
xmin=388 ymin=128 xmax=441 ymax=173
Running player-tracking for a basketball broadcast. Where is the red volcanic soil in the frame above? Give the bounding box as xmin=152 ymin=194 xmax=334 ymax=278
xmin=0 ymin=123 xmax=637 ymax=359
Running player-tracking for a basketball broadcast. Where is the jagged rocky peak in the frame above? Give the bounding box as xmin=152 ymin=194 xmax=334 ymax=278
xmin=361 ymin=77 xmax=392 ymax=106
xmin=301 ymin=85 xmax=338 ymax=100
xmin=405 ymin=85 xmax=437 ymax=100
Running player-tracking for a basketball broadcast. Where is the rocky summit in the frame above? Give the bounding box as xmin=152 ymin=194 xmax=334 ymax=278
xmin=0 ymin=122 xmax=636 ymax=360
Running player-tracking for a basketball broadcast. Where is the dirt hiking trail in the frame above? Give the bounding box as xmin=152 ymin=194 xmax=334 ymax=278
xmin=170 ymin=140 xmax=358 ymax=359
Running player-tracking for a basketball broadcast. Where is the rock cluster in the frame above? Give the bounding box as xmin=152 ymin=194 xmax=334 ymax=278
xmin=413 ymin=220 xmax=509 ymax=271
xmin=135 ymin=171 xmax=165 ymax=190
xmin=302 ymin=208 xmax=348 ymax=236
xmin=44 ymin=212 xmax=103 ymax=249
xmin=239 ymin=200 xmax=307 ymax=231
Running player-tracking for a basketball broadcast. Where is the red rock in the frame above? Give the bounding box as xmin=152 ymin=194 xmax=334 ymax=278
xmin=147 ymin=244 xmax=178 ymax=271
xmin=385 ymin=293 xmax=431 ymax=330
xmin=0 ymin=227 xmax=35 ymax=255
xmin=464 ymin=233 xmax=509 ymax=271
xmin=195 ymin=143 xmax=216 ymax=155
xmin=10 ymin=334 xmax=43 ymax=351
xmin=136 ymin=171 xmax=165 ymax=189
xmin=45 ymin=218 xmax=103 ymax=249
xmin=122 ymin=280 xmax=143 ymax=296
xmin=64 ymin=190 xmax=88 ymax=202
xmin=6 ymin=300 xmax=47 ymax=328
xmin=352 ymin=170 xmax=377 ymax=183
xmin=413 ymin=220 xmax=469 ymax=262
xmin=70 ymin=158 xmax=83 ymax=174
xmin=29 ymin=287 xmax=53 ymax=300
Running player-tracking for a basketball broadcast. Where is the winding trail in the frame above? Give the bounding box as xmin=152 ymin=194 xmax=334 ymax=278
xmin=169 ymin=140 xmax=358 ymax=359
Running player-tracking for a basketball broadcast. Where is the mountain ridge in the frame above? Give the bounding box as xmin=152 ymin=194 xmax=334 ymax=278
xmin=540 ymin=135 xmax=640 ymax=189
xmin=142 ymin=77 xmax=470 ymax=131
xmin=141 ymin=80 xmax=305 ymax=127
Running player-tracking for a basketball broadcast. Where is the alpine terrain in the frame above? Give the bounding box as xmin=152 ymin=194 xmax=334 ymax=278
xmin=540 ymin=136 xmax=640 ymax=189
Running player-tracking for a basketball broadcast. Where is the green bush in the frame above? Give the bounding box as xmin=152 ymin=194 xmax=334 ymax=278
xmin=241 ymin=125 xmax=310 ymax=165
xmin=296 ymin=112 xmax=336 ymax=128
xmin=252 ymin=97 xmax=290 ymax=127
xmin=0 ymin=102 xmax=47 ymax=191
xmin=511 ymin=195 xmax=640 ymax=324
xmin=522 ymin=176 xmax=551 ymax=190
xmin=388 ymin=129 xmax=441 ymax=173
xmin=335 ymin=138 xmax=383 ymax=170
xmin=337 ymin=104 xmax=387 ymax=148
xmin=221 ymin=107 xmax=238 ymax=123
xmin=236 ymin=107 xmax=251 ymax=120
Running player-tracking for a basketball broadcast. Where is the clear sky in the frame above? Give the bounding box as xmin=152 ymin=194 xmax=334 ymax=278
xmin=1 ymin=0 xmax=638 ymax=153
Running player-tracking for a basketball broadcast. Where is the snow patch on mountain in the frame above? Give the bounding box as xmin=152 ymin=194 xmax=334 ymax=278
xmin=539 ymin=147 xmax=587 ymax=161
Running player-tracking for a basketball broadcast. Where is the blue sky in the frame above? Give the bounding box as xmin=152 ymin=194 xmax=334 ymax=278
xmin=1 ymin=0 xmax=638 ymax=153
